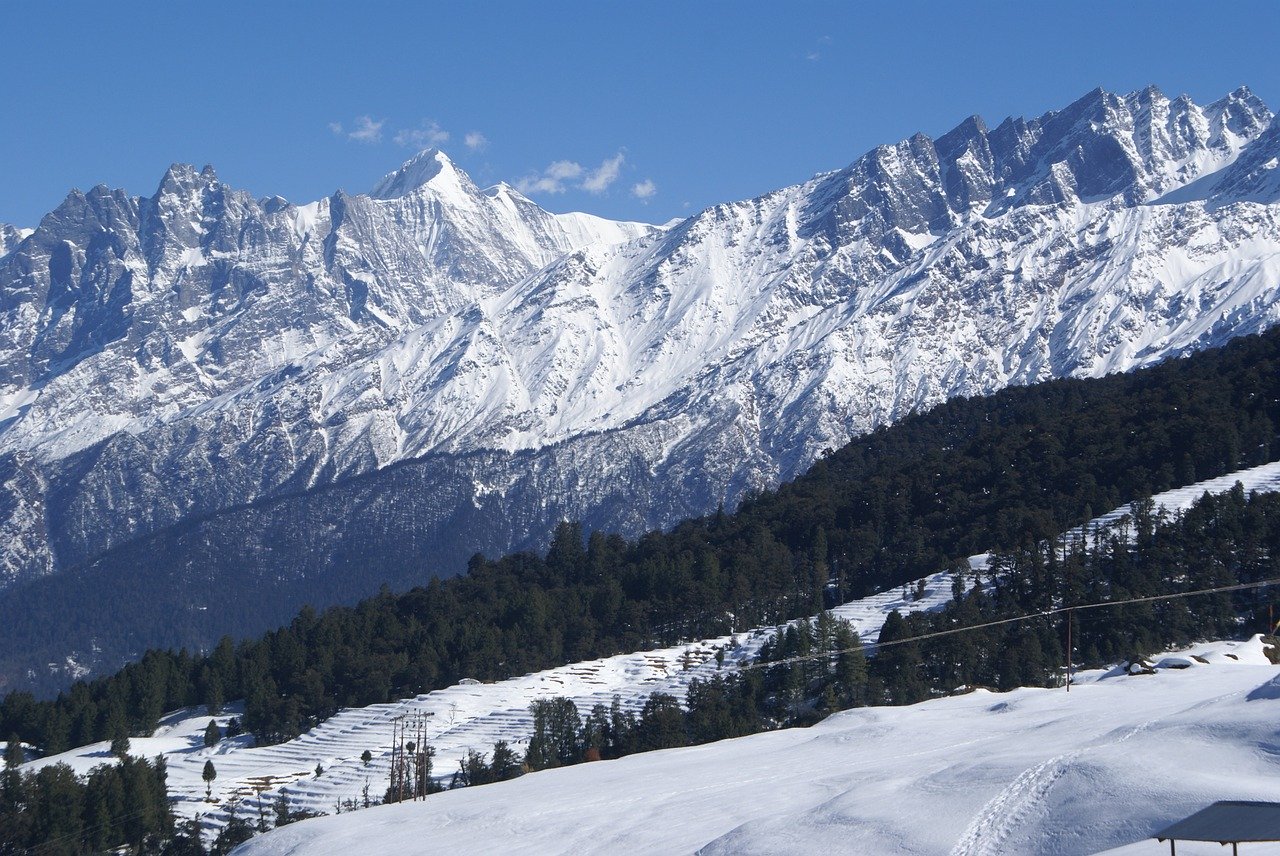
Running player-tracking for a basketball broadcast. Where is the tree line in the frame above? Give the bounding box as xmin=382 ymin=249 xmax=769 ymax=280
xmin=2 ymin=329 xmax=1278 ymax=764
xmin=7 ymin=482 xmax=1279 ymax=853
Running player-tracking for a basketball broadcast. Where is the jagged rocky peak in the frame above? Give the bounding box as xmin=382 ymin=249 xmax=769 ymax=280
xmin=807 ymin=84 xmax=1274 ymax=245
xmin=369 ymin=148 xmax=470 ymax=200
xmin=1210 ymin=112 xmax=1280 ymax=204
xmin=1205 ymin=84 xmax=1272 ymax=141
xmin=0 ymin=224 xmax=25 ymax=257
xmin=152 ymin=162 xmax=220 ymax=203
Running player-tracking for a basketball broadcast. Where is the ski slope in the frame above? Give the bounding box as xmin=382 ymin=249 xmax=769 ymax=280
xmin=236 ymin=637 xmax=1280 ymax=856
xmin=23 ymin=460 xmax=1280 ymax=840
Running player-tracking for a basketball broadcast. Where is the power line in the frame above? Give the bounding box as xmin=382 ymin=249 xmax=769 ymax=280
xmin=20 ymin=577 xmax=1280 ymax=853
xmin=741 ymin=576 xmax=1280 ymax=672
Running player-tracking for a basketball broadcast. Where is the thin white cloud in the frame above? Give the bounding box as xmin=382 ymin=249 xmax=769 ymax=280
xmin=516 ymin=151 xmax=632 ymax=196
xmin=806 ymin=51 xmax=822 ymax=62
xmin=516 ymin=160 xmax=584 ymax=194
xmin=328 ymin=121 xmax=344 ymax=135
xmin=582 ymin=152 xmax=626 ymax=193
xmin=394 ymin=120 xmax=450 ymax=149
xmin=464 ymin=131 xmax=489 ymax=151
xmin=347 ymin=116 xmax=385 ymax=143
xmin=631 ymin=178 xmax=657 ymax=201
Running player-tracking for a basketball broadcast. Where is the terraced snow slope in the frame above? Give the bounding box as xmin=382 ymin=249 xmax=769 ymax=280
xmin=23 ymin=460 xmax=1280 ymax=839
xmin=238 ymin=638 xmax=1280 ymax=856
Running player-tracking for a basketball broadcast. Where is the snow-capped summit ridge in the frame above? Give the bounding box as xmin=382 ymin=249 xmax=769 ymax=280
xmin=368 ymin=148 xmax=459 ymax=200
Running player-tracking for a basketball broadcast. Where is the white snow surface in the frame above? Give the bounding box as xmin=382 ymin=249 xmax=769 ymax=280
xmin=235 ymin=638 xmax=1280 ymax=856
xmin=23 ymin=461 xmax=1280 ymax=852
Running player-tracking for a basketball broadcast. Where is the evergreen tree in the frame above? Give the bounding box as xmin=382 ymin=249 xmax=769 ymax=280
xmin=635 ymin=693 xmax=685 ymax=752
xmin=525 ymin=698 xmax=582 ymax=770
xmin=490 ymin=740 xmax=521 ymax=781
xmin=832 ymin=621 xmax=868 ymax=706
xmin=162 ymin=816 xmax=207 ymax=856
xmin=110 ymin=726 xmax=131 ymax=759
xmin=211 ymin=805 xmax=253 ymax=855
xmin=203 ymin=719 xmax=221 ymax=748
xmin=202 ymin=760 xmax=217 ymax=800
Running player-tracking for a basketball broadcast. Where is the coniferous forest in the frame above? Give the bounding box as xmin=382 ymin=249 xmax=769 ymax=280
xmin=3 ymin=329 xmax=1280 ymax=852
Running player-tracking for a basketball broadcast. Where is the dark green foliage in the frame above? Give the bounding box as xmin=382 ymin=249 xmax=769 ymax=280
xmin=202 ymin=719 xmax=220 ymax=748
xmin=885 ymin=486 xmax=1280 ymax=695
xmin=633 ymin=693 xmax=686 ymax=752
xmin=162 ymin=817 xmax=207 ymax=856
xmin=0 ymin=754 xmax=172 ymax=855
xmin=451 ymin=749 xmax=495 ymax=788
xmin=489 ymin=740 xmax=522 ymax=782
xmin=211 ymin=806 xmax=253 ymax=856
xmin=525 ymin=697 xmax=583 ymax=770
xmin=272 ymin=792 xmax=325 ymax=828
xmin=202 ymin=759 xmax=216 ymax=800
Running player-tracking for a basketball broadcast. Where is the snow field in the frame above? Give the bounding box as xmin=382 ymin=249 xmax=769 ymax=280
xmin=237 ymin=638 xmax=1280 ymax=855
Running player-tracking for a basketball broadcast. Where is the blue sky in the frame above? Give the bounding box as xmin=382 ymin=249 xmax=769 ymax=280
xmin=2 ymin=1 xmax=1278 ymax=228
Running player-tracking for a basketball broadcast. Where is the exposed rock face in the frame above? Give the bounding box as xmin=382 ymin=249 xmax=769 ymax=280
xmin=4 ymin=86 xmax=1280 ymax=690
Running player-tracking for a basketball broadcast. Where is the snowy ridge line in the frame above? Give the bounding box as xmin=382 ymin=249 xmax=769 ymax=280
xmin=4 ymin=84 xmax=1280 ymax=656
xmin=23 ymin=460 xmax=1280 ymax=832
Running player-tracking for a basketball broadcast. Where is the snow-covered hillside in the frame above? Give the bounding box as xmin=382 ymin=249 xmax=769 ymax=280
xmin=6 ymin=84 xmax=1280 ymax=689
xmin=24 ymin=460 xmax=1280 ymax=848
xmin=235 ymin=637 xmax=1280 ymax=856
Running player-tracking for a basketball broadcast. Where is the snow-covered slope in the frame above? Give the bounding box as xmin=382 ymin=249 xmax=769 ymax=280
xmin=235 ymin=638 xmax=1280 ymax=856
xmin=25 ymin=460 xmax=1280 ymax=845
xmin=5 ymin=85 xmax=1280 ymax=688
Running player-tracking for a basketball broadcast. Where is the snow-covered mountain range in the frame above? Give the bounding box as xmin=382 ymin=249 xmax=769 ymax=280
xmin=3 ymin=84 xmax=1280 ymax=686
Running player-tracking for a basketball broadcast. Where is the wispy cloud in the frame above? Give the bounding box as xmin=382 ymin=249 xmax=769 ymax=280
xmin=394 ymin=120 xmax=450 ymax=149
xmin=582 ymin=152 xmax=626 ymax=194
xmin=631 ymin=179 xmax=657 ymax=201
xmin=336 ymin=115 xmax=385 ymax=143
xmin=516 ymin=160 xmax=585 ymax=194
xmin=519 ymin=151 xmax=629 ymax=196
xmin=807 ymin=34 xmax=833 ymax=62
xmin=464 ymin=131 xmax=489 ymax=151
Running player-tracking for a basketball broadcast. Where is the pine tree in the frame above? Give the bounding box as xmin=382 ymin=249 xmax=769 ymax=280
xmin=202 ymin=759 xmax=217 ymax=800
xmin=1 ymin=737 xmax=30 ymax=849
xmin=203 ymin=719 xmax=221 ymax=748
xmin=833 ymin=621 xmax=868 ymax=707
xmin=490 ymin=740 xmax=521 ymax=781
xmin=525 ymin=698 xmax=582 ymax=770
xmin=211 ymin=803 xmax=253 ymax=855
xmin=164 ymin=816 xmax=207 ymax=856
xmin=110 ymin=726 xmax=131 ymax=759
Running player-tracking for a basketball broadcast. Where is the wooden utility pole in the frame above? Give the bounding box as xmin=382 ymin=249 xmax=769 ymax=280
xmin=1065 ymin=607 xmax=1072 ymax=693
